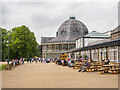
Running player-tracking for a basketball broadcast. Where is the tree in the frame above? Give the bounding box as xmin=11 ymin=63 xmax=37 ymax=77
xmin=0 ymin=28 xmax=2 ymax=61
xmin=1 ymin=25 xmax=39 ymax=60
xmin=0 ymin=28 xmax=8 ymax=60
xmin=7 ymin=25 xmax=39 ymax=59
xmin=38 ymin=45 xmax=42 ymax=57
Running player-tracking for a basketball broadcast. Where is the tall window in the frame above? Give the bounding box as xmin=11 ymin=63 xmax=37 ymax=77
xmin=69 ymin=44 xmax=76 ymax=49
xmin=59 ymin=44 xmax=62 ymax=50
xmin=56 ymin=44 xmax=59 ymax=50
xmin=52 ymin=44 xmax=55 ymax=51
xmin=43 ymin=45 xmax=47 ymax=51
xmin=48 ymin=45 xmax=52 ymax=50
xmin=63 ymin=44 xmax=68 ymax=50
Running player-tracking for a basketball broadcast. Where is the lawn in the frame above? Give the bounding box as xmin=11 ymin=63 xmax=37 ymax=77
xmin=0 ymin=64 xmax=7 ymax=71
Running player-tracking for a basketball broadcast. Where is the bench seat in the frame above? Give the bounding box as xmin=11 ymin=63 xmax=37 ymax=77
xmin=87 ymin=66 xmax=95 ymax=72
xmin=99 ymin=68 xmax=105 ymax=74
xmin=109 ymin=68 xmax=119 ymax=74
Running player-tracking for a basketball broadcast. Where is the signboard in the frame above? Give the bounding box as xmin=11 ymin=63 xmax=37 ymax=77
xmin=61 ymin=54 xmax=68 ymax=60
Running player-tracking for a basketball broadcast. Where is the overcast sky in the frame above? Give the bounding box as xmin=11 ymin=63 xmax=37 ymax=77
xmin=1 ymin=0 xmax=119 ymax=44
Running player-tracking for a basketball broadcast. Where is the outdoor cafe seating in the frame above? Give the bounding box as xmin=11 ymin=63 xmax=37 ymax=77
xmin=55 ymin=58 xmax=120 ymax=74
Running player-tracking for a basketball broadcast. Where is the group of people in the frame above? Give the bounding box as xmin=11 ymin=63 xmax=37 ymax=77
xmin=55 ymin=56 xmax=111 ymax=73
xmin=56 ymin=58 xmax=74 ymax=67
xmin=78 ymin=58 xmax=110 ymax=72
xmin=10 ymin=57 xmax=53 ymax=67
xmin=10 ymin=56 xmax=110 ymax=72
xmin=10 ymin=57 xmax=57 ymax=66
xmin=11 ymin=57 xmax=25 ymax=67
xmin=26 ymin=57 xmax=53 ymax=64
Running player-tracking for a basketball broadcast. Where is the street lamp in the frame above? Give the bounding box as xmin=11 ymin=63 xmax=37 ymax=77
xmin=7 ymin=35 xmax=11 ymax=70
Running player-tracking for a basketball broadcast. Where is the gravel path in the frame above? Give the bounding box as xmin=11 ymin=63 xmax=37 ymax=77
xmin=2 ymin=62 xmax=118 ymax=88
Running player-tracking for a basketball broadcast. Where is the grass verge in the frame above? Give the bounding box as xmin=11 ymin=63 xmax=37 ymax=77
xmin=0 ymin=64 xmax=7 ymax=71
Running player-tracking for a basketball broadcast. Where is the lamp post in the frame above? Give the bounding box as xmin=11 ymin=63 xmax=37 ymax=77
xmin=7 ymin=35 xmax=11 ymax=70
xmin=6 ymin=41 xmax=9 ymax=69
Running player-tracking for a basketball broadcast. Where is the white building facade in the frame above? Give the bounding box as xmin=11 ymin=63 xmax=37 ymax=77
xmin=68 ymin=27 xmax=120 ymax=62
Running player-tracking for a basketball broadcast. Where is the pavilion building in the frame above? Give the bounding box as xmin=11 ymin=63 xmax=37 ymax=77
xmin=41 ymin=17 xmax=89 ymax=59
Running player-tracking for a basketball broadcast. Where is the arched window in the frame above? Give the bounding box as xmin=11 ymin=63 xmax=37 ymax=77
xmin=56 ymin=32 xmax=58 ymax=37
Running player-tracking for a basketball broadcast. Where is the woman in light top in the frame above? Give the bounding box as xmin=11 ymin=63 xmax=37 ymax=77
xmin=43 ymin=58 xmax=46 ymax=64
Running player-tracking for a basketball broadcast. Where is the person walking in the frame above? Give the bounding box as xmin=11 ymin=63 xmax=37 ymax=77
xmin=22 ymin=57 xmax=25 ymax=64
xmin=81 ymin=57 xmax=84 ymax=61
xmin=48 ymin=58 xmax=50 ymax=63
xmin=30 ymin=58 xmax=32 ymax=64
xmin=61 ymin=59 xmax=64 ymax=65
xmin=43 ymin=58 xmax=44 ymax=63
xmin=32 ymin=58 xmax=34 ymax=62
xmin=39 ymin=57 xmax=40 ymax=63
xmin=21 ymin=57 xmax=23 ymax=64
xmin=15 ymin=58 xmax=18 ymax=66
xmin=41 ymin=58 xmax=43 ymax=63
xmin=68 ymin=59 xmax=71 ymax=67
xmin=37 ymin=57 xmax=39 ymax=62
xmin=78 ymin=60 xmax=90 ymax=72
xmin=52 ymin=58 xmax=55 ymax=62
xmin=43 ymin=58 xmax=46 ymax=64
xmin=27 ymin=58 xmax=29 ymax=63
xmin=35 ymin=58 xmax=37 ymax=63
xmin=11 ymin=59 xmax=15 ymax=67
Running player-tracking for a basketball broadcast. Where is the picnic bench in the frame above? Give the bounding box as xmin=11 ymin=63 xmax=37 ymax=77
xmin=73 ymin=64 xmax=81 ymax=69
xmin=85 ymin=66 xmax=95 ymax=72
xmin=109 ymin=68 xmax=119 ymax=74
xmin=99 ymin=68 xmax=106 ymax=74
xmin=109 ymin=63 xmax=120 ymax=74
xmin=92 ymin=64 xmax=103 ymax=71
xmin=98 ymin=64 xmax=116 ymax=74
xmin=73 ymin=62 xmax=83 ymax=69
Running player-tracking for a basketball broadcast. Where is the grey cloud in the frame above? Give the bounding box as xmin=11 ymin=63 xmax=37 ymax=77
xmin=1 ymin=1 xmax=118 ymax=44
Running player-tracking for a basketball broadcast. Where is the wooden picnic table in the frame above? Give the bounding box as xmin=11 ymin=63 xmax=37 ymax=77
xmin=91 ymin=64 xmax=103 ymax=71
xmin=102 ymin=64 xmax=115 ymax=73
xmin=73 ymin=62 xmax=84 ymax=69
xmin=109 ymin=63 xmax=120 ymax=74
xmin=103 ymin=64 xmax=115 ymax=68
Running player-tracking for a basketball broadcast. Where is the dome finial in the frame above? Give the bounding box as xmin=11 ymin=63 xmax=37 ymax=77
xmin=69 ymin=16 xmax=75 ymax=19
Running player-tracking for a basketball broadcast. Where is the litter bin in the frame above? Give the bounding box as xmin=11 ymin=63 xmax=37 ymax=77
xmin=9 ymin=64 xmax=12 ymax=70
xmin=5 ymin=65 xmax=8 ymax=70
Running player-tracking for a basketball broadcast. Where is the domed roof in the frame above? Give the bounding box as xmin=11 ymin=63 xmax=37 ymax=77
xmin=48 ymin=17 xmax=89 ymax=43
xmin=56 ymin=17 xmax=88 ymax=37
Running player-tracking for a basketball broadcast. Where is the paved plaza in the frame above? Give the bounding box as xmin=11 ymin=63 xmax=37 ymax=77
xmin=2 ymin=62 xmax=118 ymax=88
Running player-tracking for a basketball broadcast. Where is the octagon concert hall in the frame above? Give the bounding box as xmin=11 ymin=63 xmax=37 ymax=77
xmin=41 ymin=17 xmax=120 ymax=62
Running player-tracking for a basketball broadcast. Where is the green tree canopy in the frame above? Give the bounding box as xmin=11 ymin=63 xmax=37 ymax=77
xmin=0 ymin=28 xmax=8 ymax=60
xmin=9 ymin=25 xmax=39 ymax=59
xmin=1 ymin=25 xmax=39 ymax=60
